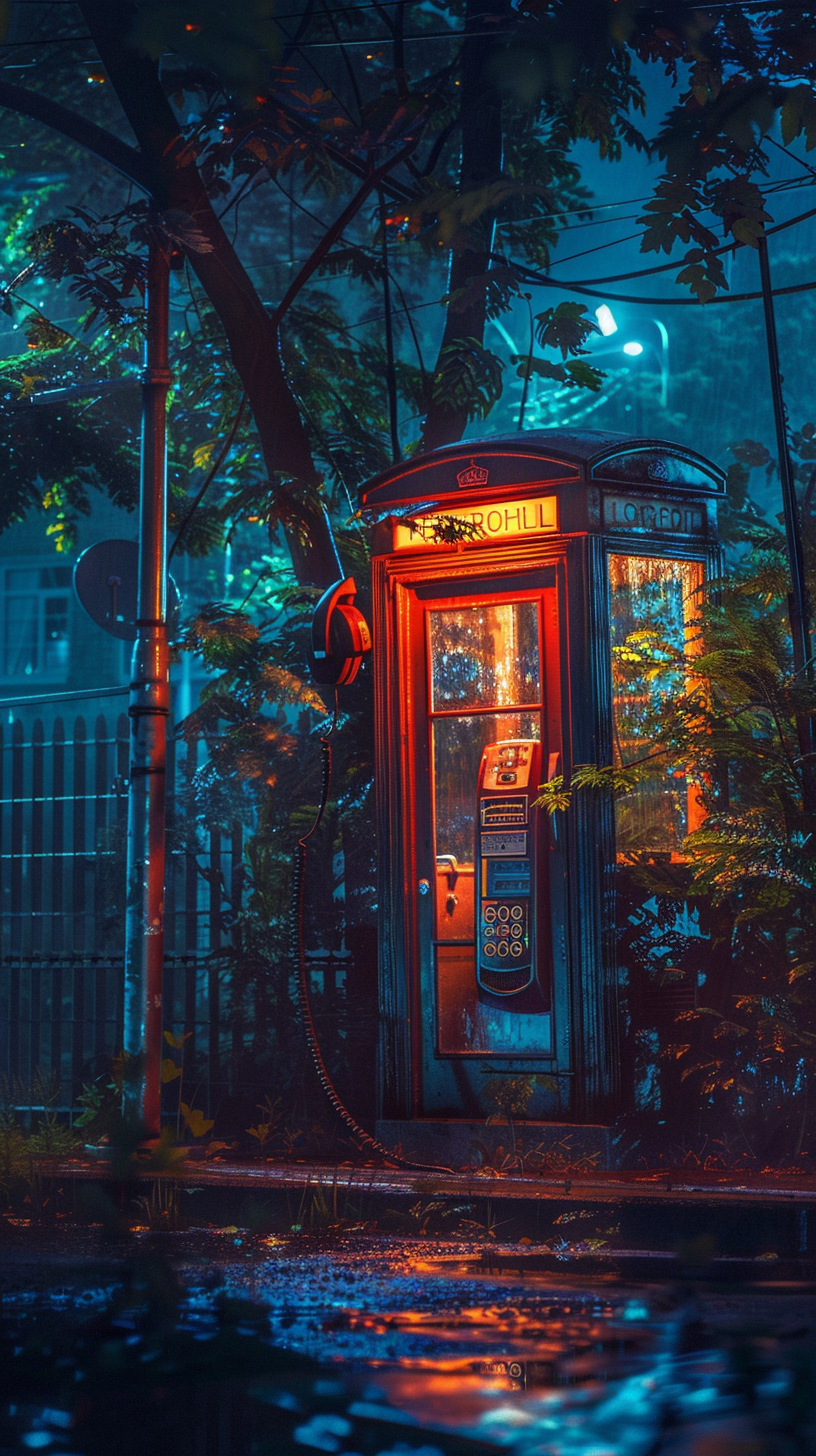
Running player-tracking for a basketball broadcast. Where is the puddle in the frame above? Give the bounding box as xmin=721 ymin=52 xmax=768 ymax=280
xmin=0 ymin=1234 xmax=813 ymax=1453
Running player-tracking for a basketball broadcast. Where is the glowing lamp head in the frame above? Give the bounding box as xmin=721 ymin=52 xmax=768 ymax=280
xmin=594 ymin=304 xmax=618 ymax=337
xmin=623 ymin=341 xmax=644 ymax=357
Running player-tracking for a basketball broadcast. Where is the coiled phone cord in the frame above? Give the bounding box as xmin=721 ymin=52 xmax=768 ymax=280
xmin=291 ymin=693 xmax=453 ymax=1176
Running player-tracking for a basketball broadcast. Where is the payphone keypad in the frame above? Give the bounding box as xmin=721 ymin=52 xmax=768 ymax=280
xmin=476 ymin=741 xmax=539 ymax=995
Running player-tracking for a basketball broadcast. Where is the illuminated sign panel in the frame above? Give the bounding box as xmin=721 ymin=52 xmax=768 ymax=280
xmin=393 ymin=494 xmax=558 ymax=549
xmin=604 ymin=495 xmax=706 ymax=535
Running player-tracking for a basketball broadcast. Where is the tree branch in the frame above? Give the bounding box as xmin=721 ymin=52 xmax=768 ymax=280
xmin=270 ymin=139 xmax=419 ymax=329
xmin=420 ymin=0 xmax=509 ymax=452
xmin=274 ymin=97 xmax=416 ymax=204
xmin=77 ymin=0 xmax=342 ymax=588
xmin=0 ymin=77 xmax=150 ymax=191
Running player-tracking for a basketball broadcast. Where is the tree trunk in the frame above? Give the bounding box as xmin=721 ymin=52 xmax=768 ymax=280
xmin=420 ymin=0 xmax=506 ymax=453
xmin=78 ymin=0 xmax=342 ymax=589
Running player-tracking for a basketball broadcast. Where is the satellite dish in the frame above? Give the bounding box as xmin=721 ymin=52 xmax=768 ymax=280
xmin=74 ymin=540 xmax=182 ymax=641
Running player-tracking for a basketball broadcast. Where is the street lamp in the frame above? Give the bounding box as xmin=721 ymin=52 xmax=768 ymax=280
xmin=622 ymin=319 xmax=669 ymax=409
xmin=594 ymin=304 xmax=618 ymax=338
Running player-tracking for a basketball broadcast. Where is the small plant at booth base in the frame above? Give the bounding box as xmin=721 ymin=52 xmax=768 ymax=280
xmin=480 ymin=1072 xmax=558 ymax=1158
xmin=0 ymin=1075 xmax=81 ymax=1219
xmin=246 ymin=1094 xmax=285 ymax=1155
xmin=20 ymin=1073 xmax=79 ymax=1160
xmin=0 ymin=1108 xmax=26 ymax=1206
xmin=132 ymin=1174 xmax=182 ymax=1231
xmin=383 ymin=1196 xmax=474 ymax=1238
xmin=456 ymin=1201 xmax=510 ymax=1242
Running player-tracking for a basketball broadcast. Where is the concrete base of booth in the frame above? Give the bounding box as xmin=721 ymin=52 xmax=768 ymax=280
xmin=375 ymin=1119 xmax=613 ymax=1172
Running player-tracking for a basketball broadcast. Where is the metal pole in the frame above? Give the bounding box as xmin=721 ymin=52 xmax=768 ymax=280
xmin=758 ymin=233 xmax=813 ymax=687
xmin=378 ymin=188 xmax=400 ymax=463
xmin=652 ymin=317 xmax=669 ymax=410
xmin=122 ymin=238 xmax=171 ymax=1133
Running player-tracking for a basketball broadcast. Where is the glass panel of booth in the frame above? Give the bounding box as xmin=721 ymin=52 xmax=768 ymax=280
xmin=425 ymin=597 xmax=551 ymax=1057
xmin=429 ymin=601 xmax=541 ymax=710
xmin=609 ymin=554 xmax=705 ymax=858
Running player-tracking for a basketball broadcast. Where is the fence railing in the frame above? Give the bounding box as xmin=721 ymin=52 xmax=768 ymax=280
xmin=0 ymin=702 xmax=371 ymax=1121
xmin=0 ymin=705 xmax=245 ymax=1108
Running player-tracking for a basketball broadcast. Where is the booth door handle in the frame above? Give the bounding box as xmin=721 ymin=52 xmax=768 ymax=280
xmin=436 ymin=854 xmax=459 ymax=889
xmin=418 ymin=878 xmax=431 ymax=896
xmin=445 ymin=893 xmax=459 ymax=915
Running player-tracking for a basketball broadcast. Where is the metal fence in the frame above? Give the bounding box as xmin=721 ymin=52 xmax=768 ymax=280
xmin=0 ymin=700 xmax=368 ymax=1122
xmin=0 ymin=703 xmax=247 ymax=1109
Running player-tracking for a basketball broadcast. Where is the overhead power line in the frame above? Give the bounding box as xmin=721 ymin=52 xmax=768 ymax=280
xmin=524 ymin=273 xmax=816 ymax=307
xmin=512 ymin=199 xmax=816 ymax=292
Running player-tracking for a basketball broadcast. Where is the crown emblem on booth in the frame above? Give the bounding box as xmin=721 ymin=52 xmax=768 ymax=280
xmin=456 ymin=458 xmax=489 ymax=489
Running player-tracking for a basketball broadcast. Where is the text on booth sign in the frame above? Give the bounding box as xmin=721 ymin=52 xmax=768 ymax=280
xmin=393 ymin=494 xmax=558 ymax=548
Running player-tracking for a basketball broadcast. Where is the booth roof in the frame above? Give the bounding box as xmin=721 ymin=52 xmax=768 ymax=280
xmin=360 ymin=430 xmax=725 ymax=507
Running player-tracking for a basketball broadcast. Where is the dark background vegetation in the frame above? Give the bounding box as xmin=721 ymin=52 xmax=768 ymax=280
xmin=2 ymin=0 xmax=816 ymax=1168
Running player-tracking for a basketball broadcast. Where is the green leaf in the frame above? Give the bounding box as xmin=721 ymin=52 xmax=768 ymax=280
xmin=512 ymin=354 xmax=567 ymax=383
xmin=533 ymin=774 xmax=572 ymax=815
xmin=781 ymin=84 xmax=816 ymax=151
xmin=675 ymin=262 xmax=717 ymax=304
xmin=431 ymin=338 xmax=504 ymax=421
xmin=730 ymin=439 xmax=771 ymax=469
xmin=445 ymin=266 xmax=525 ymax=321
xmin=204 ymin=1141 xmax=231 ymax=1157
xmin=247 ymin=1122 xmax=270 ymax=1142
xmin=159 ymin=209 xmax=215 ymax=255
xmin=564 ymin=359 xmax=604 ymax=391
xmin=533 ymin=301 xmax=599 ymax=359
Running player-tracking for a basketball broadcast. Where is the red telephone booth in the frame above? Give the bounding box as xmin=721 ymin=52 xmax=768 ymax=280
xmin=360 ymin=431 xmax=724 ymax=1162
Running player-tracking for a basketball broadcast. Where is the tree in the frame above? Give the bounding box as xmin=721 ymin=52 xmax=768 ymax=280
xmin=5 ymin=4 xmax=816 ymax=587
xmin=0 ymin=0 xmax=655 ymax=584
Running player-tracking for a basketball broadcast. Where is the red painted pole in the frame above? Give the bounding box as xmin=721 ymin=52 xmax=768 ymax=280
xmin=122 ymin=237 xmax=171 ymax=1133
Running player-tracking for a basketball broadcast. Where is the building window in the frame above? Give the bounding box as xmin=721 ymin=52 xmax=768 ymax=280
xmin=1 ymin=564 xmax=71 ymax=682
xmin=609 ymin=554 xmax=704 ymax=857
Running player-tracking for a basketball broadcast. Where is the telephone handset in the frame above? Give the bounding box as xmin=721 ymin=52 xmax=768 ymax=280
xmin=476 ymin=738 xmax=541 ymax=996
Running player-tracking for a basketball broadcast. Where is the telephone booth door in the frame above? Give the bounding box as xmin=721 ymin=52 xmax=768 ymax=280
xmin=399 ymin=565 xmax=567 ymax=1118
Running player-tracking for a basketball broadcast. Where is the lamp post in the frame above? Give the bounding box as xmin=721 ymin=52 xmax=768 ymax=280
xmin=622 ymin=318 xmax=669 ymax=410
xmin=122 ymin=236 xmax=171 ymax=1135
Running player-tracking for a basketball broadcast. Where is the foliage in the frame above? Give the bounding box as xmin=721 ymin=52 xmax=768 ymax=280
xmin=6 ymin=2 xmax=816 ymax=1159
xmin=0 ymin=0 xmax=657 ymax=567
xmin=430 ymin=336 xmax=504 ymax=423
xmin=547 ymin=446 xmax=816 ymax=1161
xmin=481 ymin=1071 xmax=557 ymax=1123
xmin=0 ymin=1074 xmax=82 ymax=1215
xmin=7 ymin=2 xmax=810 ymax=556
xmin=171 ymin=578 xmax=375 ymax=1124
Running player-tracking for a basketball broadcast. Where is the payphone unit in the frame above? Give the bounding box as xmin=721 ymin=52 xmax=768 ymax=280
xmin=476 ymin=739 xmax=541 ymax=997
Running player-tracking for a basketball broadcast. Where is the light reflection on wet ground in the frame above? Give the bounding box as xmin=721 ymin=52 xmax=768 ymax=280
xmin=187 ymin=1237 xmax=814 ymax=1451
xmin=220 ymin=1240 xmax=662 ymax=1374
xmin=1 ymin=1234 xmax=815 ymax=1453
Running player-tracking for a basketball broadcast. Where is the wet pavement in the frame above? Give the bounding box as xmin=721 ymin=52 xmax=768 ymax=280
xmin=1 ymin=1231 xmax=815 ymax=1453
